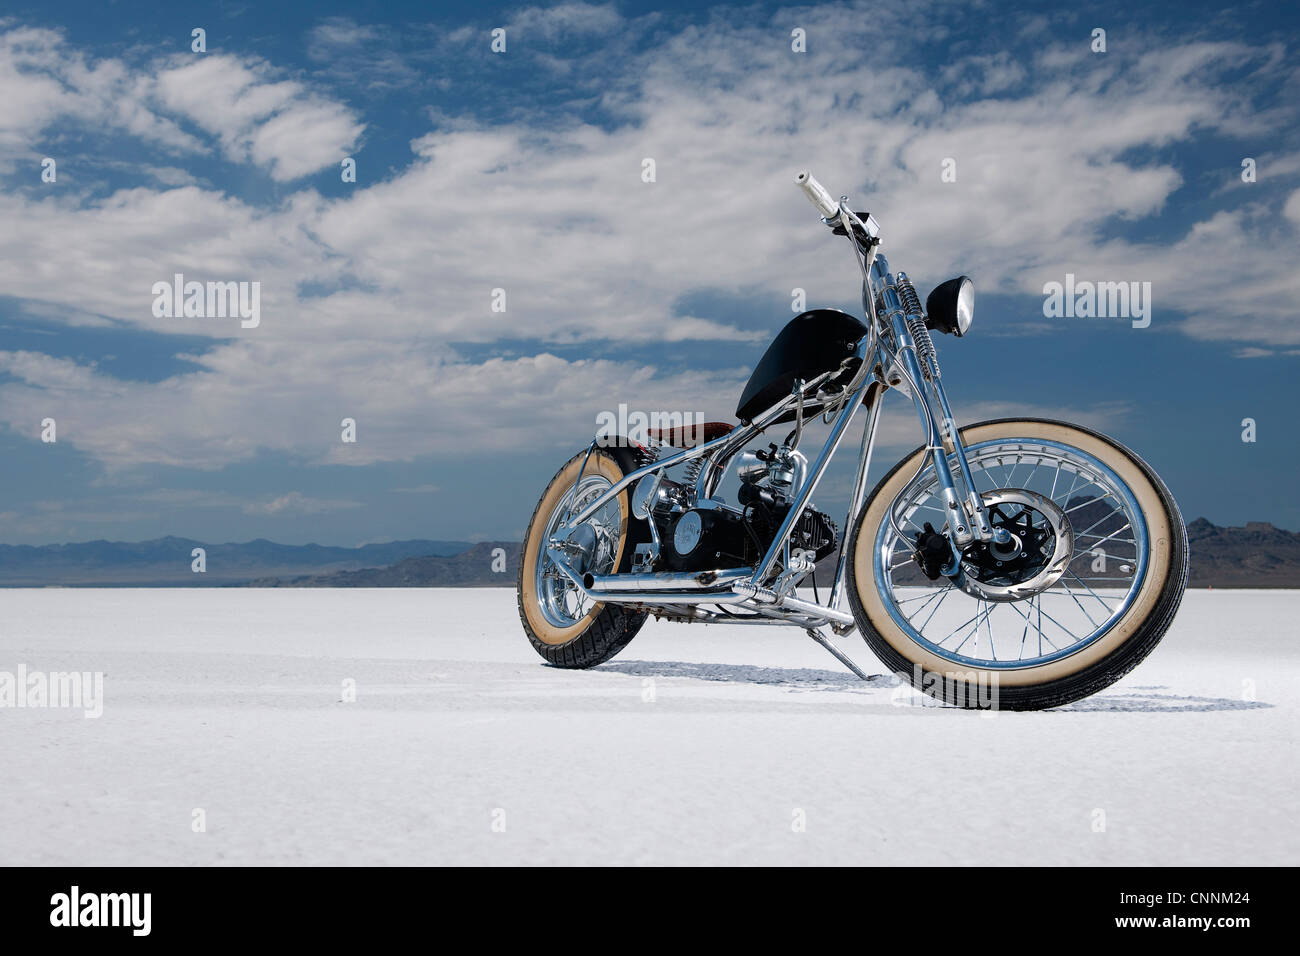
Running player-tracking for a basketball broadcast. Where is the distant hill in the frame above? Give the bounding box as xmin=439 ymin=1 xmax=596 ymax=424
xmin=248 ymin=542 xmax=518 ymax=587
xmin=0 ymin=537 xmax=472 ymax=586
xmin=1185 ymin=518 xmax=1300 ymax=587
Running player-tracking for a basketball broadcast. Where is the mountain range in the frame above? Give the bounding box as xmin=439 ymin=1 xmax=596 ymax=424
xmin=0 ymin=536 xmax=471 ymax=586
xmin=241 ymin=517 xmax=1300 ymax=589
xmin=2 ymin=518 xmax=1298 ymax=588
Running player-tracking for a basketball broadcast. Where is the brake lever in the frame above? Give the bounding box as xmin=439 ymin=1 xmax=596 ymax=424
xmin=831 ymin=211 xmax=876 ymax=240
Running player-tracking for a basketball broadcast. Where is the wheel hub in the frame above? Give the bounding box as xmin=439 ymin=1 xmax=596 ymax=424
xmin=564 ymin=521 xmax=600 ymax=573
xmin=956 ymin=489 xmax=1073 ymax=603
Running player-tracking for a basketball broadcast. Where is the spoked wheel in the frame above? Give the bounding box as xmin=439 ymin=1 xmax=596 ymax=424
xmin=517 ymin=448 xmax=648 ymax=667
xmin=847 ymin=419 xmax=1187 ymax=710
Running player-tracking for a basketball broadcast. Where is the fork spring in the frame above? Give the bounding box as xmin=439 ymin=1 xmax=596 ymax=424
xmin=896 ymin=274 xmax=938 ymax=377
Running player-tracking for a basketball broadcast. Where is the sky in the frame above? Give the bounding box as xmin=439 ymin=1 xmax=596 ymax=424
xmin=0 ymin=0 xmax=1297 ymax=546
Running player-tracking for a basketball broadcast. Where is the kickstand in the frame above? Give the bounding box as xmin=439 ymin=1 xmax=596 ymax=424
xmin=805 ymin=627 xmax=875 ymax=682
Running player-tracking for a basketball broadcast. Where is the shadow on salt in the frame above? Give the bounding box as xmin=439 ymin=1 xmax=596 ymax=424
xmin=594 ymin=662 xmax=1273 ymax=712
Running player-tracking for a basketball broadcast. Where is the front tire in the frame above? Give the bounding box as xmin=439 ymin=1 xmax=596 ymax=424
xmin=517 ymin=447 xmax=649 ymax=668
xmin=847 ymin=419 xmax=1188 ymax=710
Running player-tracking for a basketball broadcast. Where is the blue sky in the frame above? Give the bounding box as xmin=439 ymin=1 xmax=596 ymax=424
xmin=0 ymin=0 xmax=1297 ymax=546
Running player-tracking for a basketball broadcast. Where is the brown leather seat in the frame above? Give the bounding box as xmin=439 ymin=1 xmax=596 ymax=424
xmin=645 ymin=421 xmax=734 ymax=448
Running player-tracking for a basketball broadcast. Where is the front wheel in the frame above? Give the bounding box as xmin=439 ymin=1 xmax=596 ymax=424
xmin=847 ymin=419 xmax=1188 ymax=710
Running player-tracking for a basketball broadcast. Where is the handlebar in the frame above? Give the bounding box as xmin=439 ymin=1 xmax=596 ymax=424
xmin=796 ymin=169 xmax=882 ymax=247
xmin=795 ymin=170 xmax=841 ymax=221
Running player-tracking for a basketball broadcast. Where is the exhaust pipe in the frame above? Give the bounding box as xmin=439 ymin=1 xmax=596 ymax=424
xmin=574 ymin=565 xmax=854 ymax=628
xmin=582 ymin=567 xmax=752 ymax=595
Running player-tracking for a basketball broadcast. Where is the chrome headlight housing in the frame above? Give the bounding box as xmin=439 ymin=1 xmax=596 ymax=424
xmin=925 ymin=276 xmax=974 ymax=337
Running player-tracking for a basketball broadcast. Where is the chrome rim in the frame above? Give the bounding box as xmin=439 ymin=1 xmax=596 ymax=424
xmin=873 ymin=437 xmax=1149 ymax=670
xmin=535 ymin=475 xmax=622 ymax=629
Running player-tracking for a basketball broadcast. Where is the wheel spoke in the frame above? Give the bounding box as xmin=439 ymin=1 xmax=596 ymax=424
xmin=917 ymin=586 xmax=953 ymax=631
xmin=1059 ymin=580 xmax=1101 ymax=629
xmin=1005 ymin=596 xmax=1075 ymax=647
xmin=1064 ymin=570 xmax=1120 ymax=610
xmin=1078 ymin=524 xmax=1133 ymax=552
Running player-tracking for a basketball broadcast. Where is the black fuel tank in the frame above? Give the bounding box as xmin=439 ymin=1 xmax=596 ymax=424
xmin=734 ymin=309 xmax=868 ymax=424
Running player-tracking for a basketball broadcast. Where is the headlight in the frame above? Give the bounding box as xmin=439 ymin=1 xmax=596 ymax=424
xmin=925 ymin=276 xmax=975 ymax=337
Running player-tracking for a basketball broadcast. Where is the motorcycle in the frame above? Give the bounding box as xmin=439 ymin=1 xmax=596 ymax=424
xmin=516 ymin=170 xmax=1188 ymax=710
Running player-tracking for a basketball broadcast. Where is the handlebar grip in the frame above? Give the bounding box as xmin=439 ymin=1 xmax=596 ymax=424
xmin=795 ymin=170 xmax=841 ymax=221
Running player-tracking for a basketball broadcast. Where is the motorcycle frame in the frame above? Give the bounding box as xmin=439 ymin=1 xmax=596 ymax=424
xmin=548 ymin=203 xmax=995 ymax=640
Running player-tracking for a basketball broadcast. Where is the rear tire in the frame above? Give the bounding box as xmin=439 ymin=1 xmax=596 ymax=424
xmin=517 ymin=447 xmax=649 ymax=668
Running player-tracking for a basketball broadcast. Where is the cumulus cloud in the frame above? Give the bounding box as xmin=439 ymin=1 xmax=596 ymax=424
xmin=152 ymin=54 xmax=364 ymax=180
xmin=0 ymin=26 xmax=202 ymax=162
xmin=0 ymin=343 xmax=752 ymax=469
xmin=0 ymin=29 xmax=363 ymax=180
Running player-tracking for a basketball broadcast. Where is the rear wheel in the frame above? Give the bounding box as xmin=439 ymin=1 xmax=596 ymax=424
xmin=847 ymin=419 xmax=1187 ymax=710
xmin=517 ymin=448 xmax=648 ymax=667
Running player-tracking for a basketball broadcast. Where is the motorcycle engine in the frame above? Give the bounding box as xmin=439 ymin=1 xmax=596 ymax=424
xmin=663 ymin=507 xmax=752 ymax=571
xmin=631 ymin=447 xmax=839 ymax=573
xmin=735 ymin=446 xmax=839 ymax=569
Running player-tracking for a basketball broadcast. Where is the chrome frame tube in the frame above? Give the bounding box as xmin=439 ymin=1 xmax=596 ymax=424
xmin=563 ymin=430 xmax=729 ymax=528
xmin=749 ymin=360 xmax=867 ymax=583
xmin=564 ymin=366 xmax=841 ymax=529
xmin=829 ymin=381 xmax=884 ymax=610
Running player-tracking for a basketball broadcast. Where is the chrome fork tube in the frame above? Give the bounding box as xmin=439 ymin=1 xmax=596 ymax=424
xmin=929 ymin=375 xmax=999 ymax=542
xmin=886 ymin=307 xmax=972 ymax=546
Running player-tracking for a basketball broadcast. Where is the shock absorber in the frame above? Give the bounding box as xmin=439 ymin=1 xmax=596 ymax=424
xmin=682 ymin=456 xmax=706 ymax=495
xmin=896 ymin=272 xmax=938 ymax=380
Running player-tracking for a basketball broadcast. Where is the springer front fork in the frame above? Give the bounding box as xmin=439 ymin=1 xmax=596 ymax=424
xmin=870 ymin=254 xmax=1007 ymax=565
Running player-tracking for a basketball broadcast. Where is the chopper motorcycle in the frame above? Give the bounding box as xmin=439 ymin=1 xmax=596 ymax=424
xmin=516 ymin=170 xmax=1187 ymax=710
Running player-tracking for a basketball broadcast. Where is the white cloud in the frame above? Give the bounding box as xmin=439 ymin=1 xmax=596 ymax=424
xmin=307 ymin=17 xmax=384 ymax=53
xmin=0 ymin=344 xmax=751 ymax=469
xmin=152 ymin=54 xmax=363 ymax=180
xmin=1284 ymin=187 xmax=1300 ymax=225
xmin=0 ymin=30 xmax=362 ymax=181
xmin=0 ymin=9 xmax=1296 ymax=474
xmin=0 ymin=26 xmax=202 ymax=163
xmin=305 ymin=16 xmax=423 ymax=91
xmin=505 ymin=3 xmax=625 ymax=41
xmin=242 ymin=491 xmax=362 ymax=515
